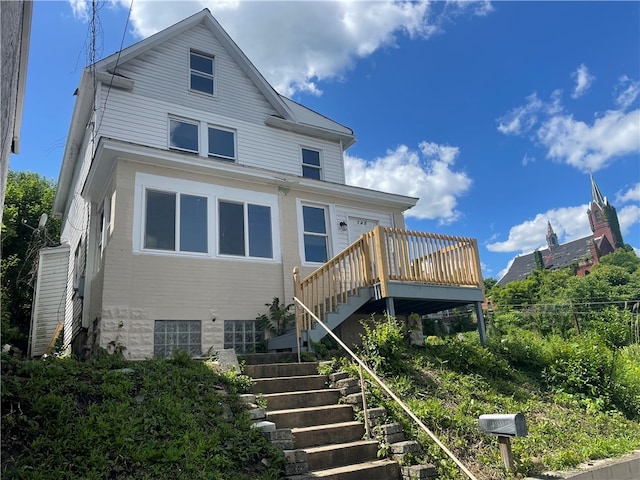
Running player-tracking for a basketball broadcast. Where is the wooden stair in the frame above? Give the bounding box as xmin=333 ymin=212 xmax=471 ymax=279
xmin=244 ymin=360 xmax=401 ymax=480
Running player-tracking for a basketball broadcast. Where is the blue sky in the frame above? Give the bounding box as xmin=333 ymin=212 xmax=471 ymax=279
xmin=10 ymin=0 xmax=640 ymax=280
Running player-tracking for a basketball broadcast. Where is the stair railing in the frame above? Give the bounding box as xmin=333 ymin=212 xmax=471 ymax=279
xmin=293 ymin=227 xmax=483 ymax=334
xmin=293 ymin=296 xmax=479 ymax=480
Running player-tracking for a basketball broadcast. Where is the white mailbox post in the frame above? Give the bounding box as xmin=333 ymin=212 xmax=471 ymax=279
xmin=479 ymin=414 xmax=528 ymax=471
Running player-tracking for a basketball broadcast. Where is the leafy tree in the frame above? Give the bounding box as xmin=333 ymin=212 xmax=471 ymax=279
xmin=483 ymin=277 xmax=497 ymax=294
xmin=1 ymin=171 xmax=60 ymax=350
xmin=599 ymin=249 xmax=640 ymax=273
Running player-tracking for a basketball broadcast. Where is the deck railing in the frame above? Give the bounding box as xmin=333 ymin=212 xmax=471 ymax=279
xmin=293 ymin=226 xmax=483 ymax=332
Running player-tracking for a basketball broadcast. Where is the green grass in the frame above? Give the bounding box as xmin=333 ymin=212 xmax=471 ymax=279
xmin=1 ymin=352 xmax=284 ymax=480
xmin=332 ymin=317 xmax=640 ymax=480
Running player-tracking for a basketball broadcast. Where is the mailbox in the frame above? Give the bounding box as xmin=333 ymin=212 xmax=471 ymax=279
xmin=479 ymin=413 xmax=528 ymax=437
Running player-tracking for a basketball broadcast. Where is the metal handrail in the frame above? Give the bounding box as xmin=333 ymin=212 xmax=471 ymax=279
xmin=293 ymin=296 xmax=479 ymax=480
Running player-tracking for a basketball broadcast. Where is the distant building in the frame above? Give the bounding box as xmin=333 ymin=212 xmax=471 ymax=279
xmin=497 ymin=174 xmax=623 ymax=285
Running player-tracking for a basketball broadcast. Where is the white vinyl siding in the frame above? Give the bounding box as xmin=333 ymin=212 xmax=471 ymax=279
xmin=98 ymin=87 xmax=345 ymax=182
xmin=108 ymin=23 xmax=277 ymax=125
xmin=95 ymin=21 xmax=347 ymax=183
xmin=29 ymin=245 xmax=71 ymax=357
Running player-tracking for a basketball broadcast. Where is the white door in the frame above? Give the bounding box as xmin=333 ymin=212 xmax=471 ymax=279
xmin=348 ymin=217 xmax=378 ymax=243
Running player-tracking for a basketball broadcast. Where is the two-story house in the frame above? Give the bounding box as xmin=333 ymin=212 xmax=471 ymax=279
xmin=34 ymin=9 xmax=485 ymax=360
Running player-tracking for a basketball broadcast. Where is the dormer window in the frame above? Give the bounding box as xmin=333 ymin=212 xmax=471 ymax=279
xmin=190 ymin=51 xmax=214 ymax=95
xmin=302 ymin=148 xmax=322 ymax=179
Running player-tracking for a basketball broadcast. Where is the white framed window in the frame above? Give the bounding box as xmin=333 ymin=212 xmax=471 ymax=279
xmin=302 ymin=204 xmax=329 ymax=263
xmin=169 ymin=117 xmax=199 ymax=153
xmin=190 ymin=50 xmax=214 ymax=95
xmin=144 ymin=190 xmax=208 ymax=253
xmin=218 ymin=200 xmax=273 ymax=258
xmin=134 ymin=173 xmax=281 ymax=262
xmin=208 ymin=126 xmax=236 ymax=161
xmin=302 ymin=148 xmax=322 ymax=180
xmin=154 ymin=320 xmax=202 ymax=357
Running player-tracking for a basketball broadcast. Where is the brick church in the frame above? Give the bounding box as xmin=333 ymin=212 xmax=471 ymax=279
xmin=497 ymin=174 xmax=624 ymax=285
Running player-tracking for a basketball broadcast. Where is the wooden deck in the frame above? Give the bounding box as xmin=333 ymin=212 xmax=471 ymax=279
xmin=293 ymin=226 xmax=485 ymax=335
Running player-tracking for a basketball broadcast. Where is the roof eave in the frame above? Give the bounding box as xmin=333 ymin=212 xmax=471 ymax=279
xmin=265 ymin=116 xmax=356 ymax=150
xmin=53 ymin=70 xmax=94 ymax=216
xmin=85 ymin=138 xmax=415 ymax=211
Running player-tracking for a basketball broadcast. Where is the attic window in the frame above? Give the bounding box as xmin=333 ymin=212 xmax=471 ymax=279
xmin=302 ymin=148 xmax=322 ymax=179
xmin=190 ymin=51 xmax=214 ymax=95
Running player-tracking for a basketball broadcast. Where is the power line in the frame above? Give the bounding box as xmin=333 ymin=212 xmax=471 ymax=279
xmin=95 ymin=0 xmax=134 ymax=136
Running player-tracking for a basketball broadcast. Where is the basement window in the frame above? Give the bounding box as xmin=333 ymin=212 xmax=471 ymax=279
xmin=224 ymin=320 xmax=264 ymax=353
xmin=154 ymin=320 xmax=202 ymax=357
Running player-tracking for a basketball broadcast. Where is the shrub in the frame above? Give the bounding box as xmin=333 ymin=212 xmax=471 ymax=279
xmin=359 ymin=315 xmax=406 ymax=375
xmin=542 ymin=334 xmax=614 ymax=402
xmin=611 ymin=344 xmax=640 ymax=420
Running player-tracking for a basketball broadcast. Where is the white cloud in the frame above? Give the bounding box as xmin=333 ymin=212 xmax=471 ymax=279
xmin=615 ymin=75 xmax=640 ymax=110
xmin=69 ymin=0 xmax=89 ymax=21
xmin=486 ymin=205 xmax=591 ymax=253
xmin=487 ymin=200 xmax=640 ymax=255
xmin=70 ymin=0 xmax=491 ymax=96
xmin=571 ymin=64 xmax=594 ymax=99
xmin=537 ymin=109 xmax=640 ymax=172
xmin=497 ymin=73 xmax=640 ymax=173
xmin=496 ymin=90 xmax=562 ymax=136
xmin=617 ymin=204 xmax=640 ymax=238
xmin=616 ymin=183 xmax=640 ymax=204
xmin=521 ymin=152 xmax=535 ymax=166
xmin=344 ymin=141 xmax=472 ymax=223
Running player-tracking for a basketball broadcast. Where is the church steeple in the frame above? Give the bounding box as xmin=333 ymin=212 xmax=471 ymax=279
xmin=587 ymin=173 xmax=624 ymax=249
xmin=546 ymin=220 xmax=558 ymax=249
xmin=590 ymin=171 xmax=607 ymax=208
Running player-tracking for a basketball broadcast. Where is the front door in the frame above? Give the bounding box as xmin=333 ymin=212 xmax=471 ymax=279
xmin=348 ymin=217 xmax=379 ymax=244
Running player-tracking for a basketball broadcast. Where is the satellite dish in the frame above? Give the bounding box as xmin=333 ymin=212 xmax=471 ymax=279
xmin=38 ymin=213 xmax=48 ymax=229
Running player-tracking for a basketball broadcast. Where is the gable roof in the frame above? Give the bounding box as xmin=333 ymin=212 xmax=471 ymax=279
xmin=497 ymin=235 xmax=593 ymax=285
xmin=54 ymin=9 xmax=355 ymax=215
xmin=93 ymin=9 xmax=354 ymax=143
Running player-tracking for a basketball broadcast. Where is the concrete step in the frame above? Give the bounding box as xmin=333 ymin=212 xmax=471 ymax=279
xmin=310 ymin=459 xmax=400 ymax=480
xmin=244 ymin=362 xmax=320 ymax=379
xmin=267 ymin=404 xmax=354 ymax=429
xmin=252 ymin=374 xmax=328 ymax=394
xmin=263 ymin=389 xmax=341 ymax=410
xmin=292 ymin=421 xmax=365 ymax=449
xmin=239 ymin=352 xmax=297 ymax=365
xmin=306 ymin=440 xmax=380 ymax=471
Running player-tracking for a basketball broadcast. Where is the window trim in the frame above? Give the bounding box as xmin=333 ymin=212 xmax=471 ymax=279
xmin=301 ymin=147 xmax=322 ymax=180
xmin=189 ymin=50 xmax=215 ymax=96
xmin=217 ymin=199 xmax=274 ymax=259
xmin=142 ymin=190 xmax=209 ymax=255
xmin=168 ymin=117 xmax=200 ymax=154
xmin=208 ymin=125 xmax=236 ymax=162
xmin=133 ymin=173 xmax=281 ymax=262
xmin=298 ymin=201 xmax=331 ymax=265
